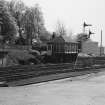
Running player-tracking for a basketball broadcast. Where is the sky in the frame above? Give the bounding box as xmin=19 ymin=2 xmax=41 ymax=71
xmin=7 ymin=0 xmax=105 ymax=46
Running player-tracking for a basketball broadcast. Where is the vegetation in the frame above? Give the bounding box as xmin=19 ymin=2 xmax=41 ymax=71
xmin=7 ymin=0 xmax=26 ymax=44
xmin=22 ymin=4 xmax=45 ymax=45
xmin=0 ymin=0 xmax=51 ymax=66
xmin=0 ymin=0 xmax=50 ymax=45
xmin=55 ymin=21 xmax=67 ymax=36
xmin=0 ymin=0 xmax=18 ymax=44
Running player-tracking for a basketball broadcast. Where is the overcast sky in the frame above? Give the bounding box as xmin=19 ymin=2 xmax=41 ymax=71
xmin=7 ymin=0 xmax=105 ymax=46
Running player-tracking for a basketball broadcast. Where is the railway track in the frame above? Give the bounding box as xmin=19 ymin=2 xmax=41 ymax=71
xmin=0 ymin=61 xmax=105 ymax=86
xmin=6 ymin=66 xmax=105 ymax=86
xmin=0 ymin=63 xmax=74 ymax=82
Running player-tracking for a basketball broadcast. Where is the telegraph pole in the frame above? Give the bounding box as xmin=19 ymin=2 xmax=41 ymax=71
xmin=88 ymin=29 xmax=95 ymax=39
xmin=100 ymin=30 xmax=103 ymax=56
xmin=83 ymin=21 xmax=92 ymax=33
xmin=101 ymin=30 xmax=102 ymax=47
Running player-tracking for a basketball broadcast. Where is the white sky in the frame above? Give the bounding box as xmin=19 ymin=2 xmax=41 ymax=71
xmin=7 ymin=0 xmax=105 ymax=46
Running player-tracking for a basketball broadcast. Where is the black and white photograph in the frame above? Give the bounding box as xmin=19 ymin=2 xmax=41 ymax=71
xmin=0 ymin=0 xmax=105 ymax=105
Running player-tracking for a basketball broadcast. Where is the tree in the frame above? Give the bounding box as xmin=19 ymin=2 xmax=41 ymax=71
xmin=22 ymin=4 xmax=45 ymax=45
xmin=39 ymin=30 xmax=51 ymax=42
xmin=7 ymin=1 xmax=49 ymax=45
xmin=22 ymin=8 xmax=34 ymax=45
xmin=0 ymin=0 xmax=18 ymax=44
xmin=7 ymin=0 xmax=26 ymax=39
xmin=6 ymin=0 xmax=16 ymax=17
xmin=55 ymin=21 xmax=67 ymax=36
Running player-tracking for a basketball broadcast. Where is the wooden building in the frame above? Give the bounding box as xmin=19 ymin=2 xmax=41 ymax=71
xmin=46 ymin=35 xmax=78 ymax=63
xmin=47 ymin=35 xmax=78 ymax=55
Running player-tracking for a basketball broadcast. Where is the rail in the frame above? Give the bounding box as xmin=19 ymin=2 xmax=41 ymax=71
xmin=0 ymin=63 xmax=105 ymax=82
